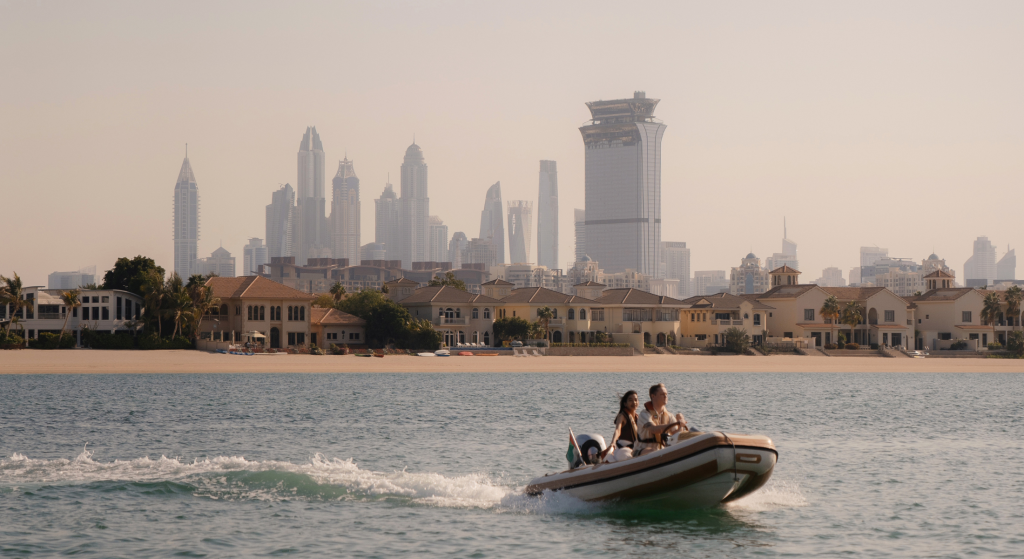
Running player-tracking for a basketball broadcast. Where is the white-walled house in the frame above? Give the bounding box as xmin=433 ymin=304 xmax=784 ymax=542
xmin=0 ymin=286 xmax=144 ymax=345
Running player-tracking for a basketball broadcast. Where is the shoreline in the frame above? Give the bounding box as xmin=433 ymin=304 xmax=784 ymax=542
xmin=2 ymin=350 xmax=1023 ymax=374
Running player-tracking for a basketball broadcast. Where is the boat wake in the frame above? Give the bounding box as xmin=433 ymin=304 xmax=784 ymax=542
xmin=725 ymin=480 xmax=808 ymax=512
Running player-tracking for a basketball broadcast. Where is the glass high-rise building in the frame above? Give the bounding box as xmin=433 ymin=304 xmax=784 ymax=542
xmin=507 ymin=201 xmax=533 ymax=264
xmin=479 ymin=182 xmax=505 ymax=264
xmin=399 ymin=142 xmax=429 ymax=269
xmin=330 ymin=157 xmax=360 ymax=261
xmin=265 ymin=183 xmax=294 ymax=260
xmin=537 ymin=161 xmax=558 ymax=270
xmin=173 ymin=153 xmax=199 ymax=278
xmin=574 ymin=208 xmax=586 ymax=264
xmin=374 ymin=181 xmax=400 ymax=262
xmin=580 ymin=91 xmax=665 ymax=276
xmin=296 ymin=127 xmax=327 ymax=265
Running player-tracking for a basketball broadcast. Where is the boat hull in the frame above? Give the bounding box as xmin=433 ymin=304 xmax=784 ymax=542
xmin=526 ymin=432 xmax=776 ymax=507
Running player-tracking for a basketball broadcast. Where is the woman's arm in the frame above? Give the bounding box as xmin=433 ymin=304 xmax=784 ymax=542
xmin=601 ymin=414 xmax=625 ymax=458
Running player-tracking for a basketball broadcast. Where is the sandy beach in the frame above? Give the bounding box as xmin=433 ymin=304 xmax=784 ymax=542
xmin=2 ymin=350 xmax=1023 ymax=374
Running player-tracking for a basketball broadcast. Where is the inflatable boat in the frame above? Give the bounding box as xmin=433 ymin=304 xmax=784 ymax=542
xmin=525 ymin=431 xmax=777 ymax=508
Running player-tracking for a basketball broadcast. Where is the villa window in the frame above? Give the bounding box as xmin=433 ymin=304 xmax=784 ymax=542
xmin=568 ymin=309 xmax=575 ymax=320
xmin=288 ymin=332 xmax=296 ymax=346
xmin=102 ymin=307 xmax=109 ymax=320
xmin=116 ymin=297 xmax=122 ymax=320
xmin=690 ymin=313 xmax=695 ymax=322
xmin=455 ymin=308 xmax=460 ymax=319
xmin=472 ymin=308 xmax=479 ymax=319
xmin=259 ymin=306 xmax=265 ymax=321
xmin=580 ymin=309 xmax=587 ymax=320
xmin=804 ymin=309 xmax=814 ymax=321
xmin=884 ymin=310 xmax=895 ymax=323
xmin=248 ymin=306 xmax=253 ymax=320
xmin=288 ymin=306 xmax=293 ymax=320
xmin=754 ymin=314 xmax=761 ymax=326
xmin=92 ymin=307 xmax=100 ymax=320
xmin=962 ymin=311 xmax=972 ymax=323
xmin=591 ymin=308 xmax=604 ymax=321
xmin=484 ymin=308 xmax=491 ymax=319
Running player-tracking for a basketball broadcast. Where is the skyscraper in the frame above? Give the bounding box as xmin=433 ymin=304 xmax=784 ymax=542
xmin=265 ymin=183 xmax=295 ymax=260
xmin=574 ymin=208 xmax=586 ymax=264
xmin=428 ymin=216 xmax=449 ymax=263
xmin=173 ymin=152 xmax=199 ymax=278
xmin=448 ymin=232 xmax=468 ymax=269
xmin=661 ymin=241 xmax=691 ymax=298
xmin=479 ymin=182 xmax=505 ymax=264
xmin=580 ymin=91 xmax=665 ymax=276
xmin=964 ymin=236 xmax=996 ymax=287
xmin=766 ymin=219 xmax=799 ymax=272
xmin=374 ymin=181 xmax=400 ymax=262
xmin=243 ymin=238 xmax=269 ymax=276
xmin=399 ymin=142 xmax=429 ymax=269
xmin=295 ymin=126 xmax=327 ymax=265
xmin=997 ymin=247 xmax=1016 ymax=281
xmin=537 ymin=161 xmax=558 ymax=269
xmin=507 ymin=200 xmax=533 ymax=264
xmin=330 ymin=157 xmax=360 ymax=261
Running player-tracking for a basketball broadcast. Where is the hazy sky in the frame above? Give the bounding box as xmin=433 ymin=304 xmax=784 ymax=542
xmin=2 ymin=0 xmax=1022 ymax=287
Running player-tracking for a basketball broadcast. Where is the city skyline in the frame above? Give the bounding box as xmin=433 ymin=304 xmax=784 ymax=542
xmin=4 ymin=2 xmax=1023 ymax=286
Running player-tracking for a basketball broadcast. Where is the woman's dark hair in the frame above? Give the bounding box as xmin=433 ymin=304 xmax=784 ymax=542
xmin=617 ymin=390 xmax=638 ymax=419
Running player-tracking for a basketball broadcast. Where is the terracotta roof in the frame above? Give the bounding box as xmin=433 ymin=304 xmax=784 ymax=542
xmin=400 ymin=286 xmax=501 ymax=305
xmin=592 ymin=288 xmax=686 ymax=306
xmin=820 ymin=286 xmax=889 ymax=301
xmin=955 ymin=325 xmax=993 ymax=330
xmin=311 ymin=307 xmax=365 ymax=326
xmin=924 ymin=269 xmax=955 ymax=279
xmin=574 ymin=281 xmax=606 ymax=287
xmin=682 ymin=292 xmax=774 ymax=310
xmin=756 ymin=285 xmax=818 ymax=299
xmin=770 ymin=265 xmax=801 ymax=274
xmin=206 ymin=276 xmax=314 ymax=300
xmin=385 ymin=278 xmax=419 ymax=286
xmin=910 ymin=288 xmax=975 ymax=302
xmin=481 ymin=279 xmax=515 ymax=286
xmin=501 ymin=287 xmax=595 ymax=304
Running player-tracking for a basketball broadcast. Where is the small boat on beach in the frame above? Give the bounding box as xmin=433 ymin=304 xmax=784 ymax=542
xmin=434 ymin=349 xmax=451 ymax=357
xmin=417 ymin=352 xmax=436 ymax=357
xmin=526 ymin=431 xmax=776 ymax=508
xmin=457 ymin=351 xmax=474 ymax=356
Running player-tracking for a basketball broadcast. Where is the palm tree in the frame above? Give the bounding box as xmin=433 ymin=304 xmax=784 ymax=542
xmin=0 ymin=273 xmax=26 ymax=336
xmin=841 ymin=301 xmax=864 ymax=346
xmin=330 ymin=281 xmax=346 ymax=303
xmin=188 ymin=279 xmax=220 ymax=341
xmin=1005 ymin=285 xmax=1023 ymax=332
xmin=820 ymin=295 xmax=840 ymax=346
xmin=537 ymin=306 xmax=554 ymax=341
xmin=982 ymin=292 xmax=1002 ymax=347
xmin=58 ymin=289 xmax=81 ymax=345
xmin=164 ymin=273 xmax=191 ymax=339
xmin=141 ymin=270 xmax=166 ymax=338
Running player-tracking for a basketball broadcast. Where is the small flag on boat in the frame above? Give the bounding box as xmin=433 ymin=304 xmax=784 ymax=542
xmin=566 ymin=428 xmax=582 ymax=468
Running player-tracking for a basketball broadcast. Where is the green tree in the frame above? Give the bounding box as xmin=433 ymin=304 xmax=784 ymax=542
xmin=165 ymin=273 xmax=192 ymax=339
xmin=187 ymin=277 xmax=219 ymax=341
xmin=1005 ymin=285 xmax=1023 ymax=331
xmin=102 ymin=256 xmax=165 ymax=295
xmin=58 ymin=289 xmax=81 ymax=345
xmin=1007 ymin=331 xmax=1024 ymax=357
xmin=428 ymin=271 xmax=467 ymax=291
xmin=141 ymin=270 xmax=167 ymax=338
xmin=329 ymin=281 xmax=347 ymax=303
xmin=536 ymin=306 xmax=554 ymax=340
xmin=492 ymin=316 xmax=532 ymax=342
xmin=841 ymin=301 xmax=864 ymax=345
xmin=312 ymin=294 xmax=336 ymax=308
xmin=406 ymin=318 xmax=442 ymax=350
xmin=337 ymin=288 xmax=412 ymax=348
xmin=723 ymin=327 xmax=749 ymax=354
xmin=981 ymin=292 xmax=1002 ymax=346
xmin=820 ymin=295 xmax=840 ymax=346
xmin=0 ymin=273 xmax=27 ymax=336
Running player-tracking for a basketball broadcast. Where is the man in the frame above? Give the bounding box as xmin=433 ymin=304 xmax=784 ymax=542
xmin=635 ymin=383 xmax=687 ymax=456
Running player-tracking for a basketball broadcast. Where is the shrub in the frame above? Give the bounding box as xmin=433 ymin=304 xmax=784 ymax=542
xmin=1006 ymin=331 xmax=1024 ymax=357
xmin=870 ymin=343 xmax=879 ymax=350
xmin=824 ymin=343 xmax=838 ymax=350
xmin=845 ymin=342 xmax=860 ymax=350
xmin=33 ymin=332 xmax=77 ymax=349
xmin=987 ymin=342 xmax=1003 ymax=350
xmin=0 ymin=331 xmax=26 ymax=349
xmin=723 ymin=327 xmax=749 ymax=354
xmin=948 ymin=340 xmax=969 ymax=351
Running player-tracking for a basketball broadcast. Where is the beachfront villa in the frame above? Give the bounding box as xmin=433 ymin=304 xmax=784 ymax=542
xmin=200 ymin=276 xmax=314 ymax=350
xmin=1 ymin=286 xmax=144 ymax=345
xmin=678 ymin=292 xmax=774 ymax=347
xmin=397 ymin=285 xmax=501 ymax=347
xmin=909 ymin=288 xmax=1021 ymax=350
xmin=310 ymin=307 xmax=366 ymax=347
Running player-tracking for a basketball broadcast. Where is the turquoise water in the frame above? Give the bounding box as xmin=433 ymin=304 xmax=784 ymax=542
xmin=1 ymin=373 xmax=1022 ymax=557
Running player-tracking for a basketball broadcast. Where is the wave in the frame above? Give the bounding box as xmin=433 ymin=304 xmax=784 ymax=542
xmin=1 ymin=449 xmax=510 ymax=509
xmin=724 ymin=479 xmax=808 ymax=512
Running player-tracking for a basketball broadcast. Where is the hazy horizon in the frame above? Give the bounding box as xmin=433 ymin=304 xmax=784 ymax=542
xmin=3 ymin=1 xmax=1022 ymax=287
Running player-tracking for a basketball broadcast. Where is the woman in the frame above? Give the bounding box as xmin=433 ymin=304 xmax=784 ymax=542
xmin=602 ymin=391 xmax=639 ymax=462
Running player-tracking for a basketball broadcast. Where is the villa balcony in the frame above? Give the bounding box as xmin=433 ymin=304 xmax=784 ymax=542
xmin=435 ymin=317 xmax=469 ymax=326
xmin=548 ymin=319 xmax=565 ymax=327
xmin=710 ymin=319 xmax=744 ymax=326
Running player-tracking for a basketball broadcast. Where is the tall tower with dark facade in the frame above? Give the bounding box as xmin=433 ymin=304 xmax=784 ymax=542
xmin=295 ymin=126 xmax=326 ymax=265
xmin=537 ymin=161 xmax=558 ymax=270
xmin=374 ymin=181 xmax=400 ymax=262
xmin=399 ymin=142 xmax=429 ymax=268
xmin=265 ymin=183 xmax=295 ymax=260
xmin=479 ymin=182 xmax=505 ymax=265
xmin=580 ymin=91 xmax=665 ymax=276
xmin=173 ymin=152 xmax=199 ymax=278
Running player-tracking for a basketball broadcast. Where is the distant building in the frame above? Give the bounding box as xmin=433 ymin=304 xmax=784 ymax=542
xmin=581 ymin=92 xmax=664 ymax=276
xmin=374 ymin=181 xmax=401 ymax=262
xmin=479 ymin=182 xmax=505 ymax=264
xmin=197 ymin=247 xmax=236 ymax=278
xmin=399 ymin=142 xmax=430 ymax=269
xmin=997 ymin=247 xmax=1015 ymax=281
xmin=693 ymin=270 xmax=728 ymax=296
xmin=661 ymin=241 xmax=691 ymax=298
xmin=448 ymin=232 xmax=468 ymax=270
xmin=574 ymin=208 xmax=586 ymax=264
xmin=813 ymin=267 xmax=846 ymax=288
xmin=243 ymin=238 xmax=269 ymax=276
xmin=462 ymin=237 xmax=500 ymax=269
xmin=566 ymin=256 xmax=649 ymax=293
xmin=921 ymin=253 xmax=951 ymax=276
xmin=964 ymin=236 xmax=997 ymax=287
xmin=648 ymin=278 xmax=681 ymax=299
xmin=489 ymin=263 xmax=566 ymax=291
xmin=729 ymin=253 xmax=769 ymax=295
xmin=173 ymin=153 xmax=199 ymax=278
xmin=507 ymin=201 xmax=533 ymax=264
xmin=428 ymin=216 xmax=449 ymax=263
xmin=536 ymin=160 xmax=558 ymax=269
xmin=265 ymin=183 xmax=295 ymax=260
xmin=765 ymin=219 xmax=799 ymax=273
xmin=47 ymin=267 xmax=97 ymax=290
xmin=330 ymin=158 xmax=360 ymax=262
xmin=295 ymin=127 xmax=328 ymax=265
xmin=2 ymin=286 xmax=143 ymax=346
xmin=359 ymin=242 xmax=387 ymax=262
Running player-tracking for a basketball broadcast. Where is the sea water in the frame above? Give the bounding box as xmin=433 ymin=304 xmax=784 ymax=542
xmin=1 ymin=372 xmax=1021 ymax=557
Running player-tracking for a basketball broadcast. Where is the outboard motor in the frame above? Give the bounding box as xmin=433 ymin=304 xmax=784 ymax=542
xmin=574 ymin=434 xmax=607 ymax=467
